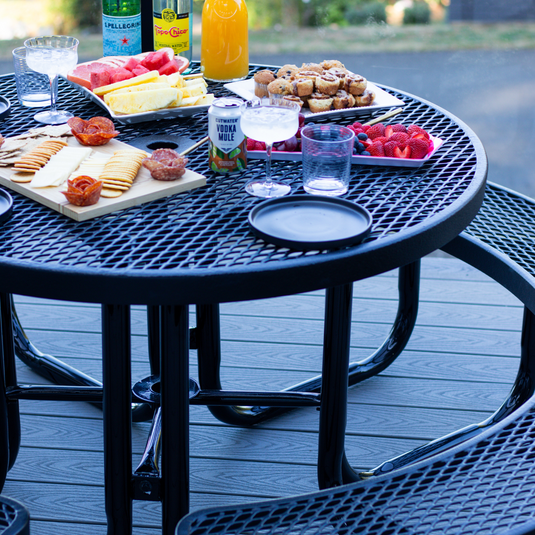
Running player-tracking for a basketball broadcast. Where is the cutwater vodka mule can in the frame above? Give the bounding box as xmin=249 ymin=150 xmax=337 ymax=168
xmin=208 ymin=97 xmax=247 ymax=172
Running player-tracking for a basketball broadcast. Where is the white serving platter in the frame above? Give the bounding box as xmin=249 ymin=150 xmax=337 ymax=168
xmin=247 ymin=135 xmax=443 ymax=168
xmin=224 ymin=78 xmax=405 ymax=121
xmin=65 ymin=78 xmax=211 ymax=125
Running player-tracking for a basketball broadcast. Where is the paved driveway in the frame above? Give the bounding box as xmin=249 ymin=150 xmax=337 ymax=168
xmin=1 ymin=48 xmax=535 ymax=196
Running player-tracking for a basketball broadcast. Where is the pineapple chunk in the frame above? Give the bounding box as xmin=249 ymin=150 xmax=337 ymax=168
xmin=179 ymin=96 xmax=201 ymax=107
xmin=195 ymin=93 xmax=215 ymax=105
xmin=184 ymin=77 xmax=208 ymax=88
xmin=106 ymin=88 xmax=179 ymax=114
xmin=104 ymin=83 xmax=170 ymax=105
xmin=156 ymin=73 xmax=185 ymax=88
xmin=178 ymin=83 xmax=207 ymax=99
xmin=93 ymin=71 xmax=161 ymax=96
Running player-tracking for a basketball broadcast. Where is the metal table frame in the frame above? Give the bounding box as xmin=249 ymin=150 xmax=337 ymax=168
xmin=0 ymin=63 xmax=487 ymax=534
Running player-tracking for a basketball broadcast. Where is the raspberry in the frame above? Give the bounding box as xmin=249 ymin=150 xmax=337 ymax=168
xmin=366 ymin=123 xmax=385 ymax=140
xmin=352 ymin=121 xmax=364 ymax=129
xmin=408 ymin=137 xmax=430 ymax=159
xmin=367 ymin=141 xmax=385 ymax=157
xmin=384 ymin=140 xmax=398 ymax=158
xmin=361 ymin=125 xmax=370 ymax=133
xmin=246 ymin=138 xmax=257 ymax=151
xmin=390 ymin=132 xmax=410 ymax=146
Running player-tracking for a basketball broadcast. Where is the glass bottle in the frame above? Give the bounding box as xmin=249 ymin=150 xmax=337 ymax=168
xmin=201 ymin=0 xmax=249 ymax=82
xmin=153 ymin=0 xmax=193 ymax=63
xmin=102 ymin=0 xmax=142 ymax=56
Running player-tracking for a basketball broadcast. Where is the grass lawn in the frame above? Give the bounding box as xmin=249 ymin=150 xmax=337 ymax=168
xmin=1 ymin=22 xmax=535 ymax=61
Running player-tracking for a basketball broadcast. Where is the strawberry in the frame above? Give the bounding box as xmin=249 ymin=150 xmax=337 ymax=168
xmin=366 ymin=123 xmax=385 ymax=139
xmin=384 ymin=124 xmax=407 ymax=138
xmin=384 ymin=140 xmax=399 ymax=158
xmin=408 ymin=137 xmax=429 ymax=159
xmin=407 ymin=125 xmax=429 ymax=139
xmin=361 ymin=125 xmax=370 ymax=133
xmin=394 ymin=145 xmax=411 ymax=159
xmin=372 ymin=136 xmax=388 ymax=146
xmin=389 ymin=132 xmax=410 ymax=146
xmin=367 ymin=141 xmax=385 ymax=157
xmin=411 ymin=132 xmax=430 ymax=143
xmin=246 ymin=138 xmax=257 ymax=151
xmin=255 ymin=141 xmax=266 ymax=151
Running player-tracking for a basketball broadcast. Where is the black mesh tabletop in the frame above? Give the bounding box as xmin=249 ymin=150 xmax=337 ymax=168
xmin=0 ymin=63 xmax=487 ymax=305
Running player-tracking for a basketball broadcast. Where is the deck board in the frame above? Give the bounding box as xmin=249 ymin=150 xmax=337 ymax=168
xmin=1 ymin=256 xmax=524 ymax=534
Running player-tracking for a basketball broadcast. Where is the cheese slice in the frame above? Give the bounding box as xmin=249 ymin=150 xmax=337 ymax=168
xmin=31 ymin=147 xmax=92 ymax=188
xmin=68 ymin=154 xmax=111 ymax=182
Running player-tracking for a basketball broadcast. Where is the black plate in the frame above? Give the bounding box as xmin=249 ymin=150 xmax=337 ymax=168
xmin=0 ymin=188 xmax=13 ymax=225
xmin=249 ymin=195 xmax=372 ymax=250
xmin=0 ymin=96 xmax=11 ymax=121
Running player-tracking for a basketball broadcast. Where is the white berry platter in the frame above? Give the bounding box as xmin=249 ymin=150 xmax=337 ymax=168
xmin=224 ymin=78 xmax=405 ymax=121
xmin=247 ymin=135 xmax=443 ymax=168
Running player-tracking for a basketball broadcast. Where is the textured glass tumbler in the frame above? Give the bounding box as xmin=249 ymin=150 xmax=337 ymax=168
xmin=302 ymin=125 xmax=355 ymax=196
xmin=12 ymin=47 xmax=51 ymax=108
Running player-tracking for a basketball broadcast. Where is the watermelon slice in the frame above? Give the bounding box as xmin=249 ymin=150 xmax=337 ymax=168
xmin=110 ymin=68 xmax=135 ymax=84
xmin=132 ymin=64 xmax=150 ymax=76
xmin=141 ymin=49 xmax=170 ymax=71
xmin=158 ymin=60 xmax=179 ymax=76
xmin=123 ymin=57 xmax=140 ymax=72
xmin=90 ymin=69 xmax=112 ymax=90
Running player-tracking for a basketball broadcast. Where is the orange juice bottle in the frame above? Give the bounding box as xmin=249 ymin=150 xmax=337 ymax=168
xmin=200 ymin=0 xmax=249 ymax=82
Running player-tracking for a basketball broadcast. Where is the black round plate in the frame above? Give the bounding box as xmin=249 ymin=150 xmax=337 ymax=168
xmin=249 ymin=195 xmax=372 ymax=250
xmin=0 ymin=96 xmax=11 ymax=121
xmin=0 ymin=188 xmax=13 ymax=225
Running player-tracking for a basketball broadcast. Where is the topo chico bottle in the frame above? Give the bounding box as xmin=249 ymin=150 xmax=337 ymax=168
xmin=102 ymin=0 xmax=142 ymax=56
xmin=153 ymin=0 xmax=193 ymax=63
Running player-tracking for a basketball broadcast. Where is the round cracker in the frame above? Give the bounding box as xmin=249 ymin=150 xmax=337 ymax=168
xmin=100 ymin=188 xmax=124 ymax=198
xmin=11 ymin=172 xmax=34 ymax=183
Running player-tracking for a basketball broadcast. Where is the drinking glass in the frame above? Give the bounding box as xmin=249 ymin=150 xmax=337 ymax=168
xmin=240 ymin=98 xmax=300 ymax=198
xmin=24 ymin=36 xmax=79 ymax=125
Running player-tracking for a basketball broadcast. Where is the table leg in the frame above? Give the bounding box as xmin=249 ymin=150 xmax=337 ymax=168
xmin=317 ymin=283 xmax=353 ymax=489
xmin=0 ymin=293 xmax=21 ymax=473
xmin=102 ymin=304 xmax=132 ymax=535
xmin=160 ymin=305 xmax=190 ymax=533
xmin=196 ymin=262 xmax=420 ymax=426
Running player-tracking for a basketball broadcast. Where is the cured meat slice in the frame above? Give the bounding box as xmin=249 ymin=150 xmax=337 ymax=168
xmin=142 ymin=149 xmax=188 ymax=181
xmin=62 ymin=175 xmax=103 ymax=206
xmin=67 ymin=116 xmax=119 ymax=146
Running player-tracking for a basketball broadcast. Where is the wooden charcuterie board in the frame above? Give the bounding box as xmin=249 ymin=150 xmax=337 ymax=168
xmin=0 ymin=136 xmax=206 ymax=222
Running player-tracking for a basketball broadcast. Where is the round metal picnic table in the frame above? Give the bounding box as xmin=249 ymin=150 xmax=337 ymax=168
xmin=0 ymin=62 xmax=487 ymax=535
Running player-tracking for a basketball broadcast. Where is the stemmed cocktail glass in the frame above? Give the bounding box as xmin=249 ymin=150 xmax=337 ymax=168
xmin=24 ymin=36 xmax=79 ymax=125
xmin=240 ymin=98 xmax=300 ymax=198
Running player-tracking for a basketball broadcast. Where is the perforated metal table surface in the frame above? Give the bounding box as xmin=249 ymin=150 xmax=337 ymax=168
xmin=0 ymin=63 xmax=487 ymax=535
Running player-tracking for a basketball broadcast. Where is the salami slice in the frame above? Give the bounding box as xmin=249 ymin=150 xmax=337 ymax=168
xmin=62 ymin=176 xmax=103 ymax=206
xmin=68 ymin=116 xmax=119 ymax=146
xmin=142 ymin=149 xmax=188 ymax=181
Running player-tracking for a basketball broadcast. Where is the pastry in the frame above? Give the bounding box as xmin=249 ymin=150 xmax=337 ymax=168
xmin=332 ymin=90 xmax=355 ymax=109
xmin=292 ymin=77 xmax=314 ymax=97
xmin=300 ymin=62 xmax=324 ymax=74
xmin=282 ymin=95 xmax=304 ymax=109
xmin=277 ymin=64 xmax=300 ymax=79
xmin=326 ymin=67 xmax=349 ymax=88
xmin=308 ymin=92 xmax=333 ymax=113
xmin=267 ymin=78 xmax=294 ymax=97
xmin=315 ymin=73 xmax=339 ymax=96
xmin=254 ymin=70 xmax=276 ymax=98
xmin=345 ymin=74 xmax=367 ymax=96
xmin=354 ymin=89 xmax=375 ymax=107
xmin=321 ymin=59 xmax=345 ymax=70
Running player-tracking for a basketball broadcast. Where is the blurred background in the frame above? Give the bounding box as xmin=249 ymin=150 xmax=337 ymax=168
xmin=1 ymin=0 xmax=535 ymax=197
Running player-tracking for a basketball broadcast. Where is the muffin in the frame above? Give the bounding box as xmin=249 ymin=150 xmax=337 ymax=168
xmin=300 ymin=62 xmax=324 ymax=74
xmin=254 ymin=70 xmax=276 ymax=98
xmin=277 ymin=64 xmax=300 ymax=79
xmin=267 ymin=78 xmax=294 ymax=98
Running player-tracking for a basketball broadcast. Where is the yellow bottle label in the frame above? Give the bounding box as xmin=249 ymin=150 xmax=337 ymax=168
xmin=153 ymin=9 xmax=190 ymax=54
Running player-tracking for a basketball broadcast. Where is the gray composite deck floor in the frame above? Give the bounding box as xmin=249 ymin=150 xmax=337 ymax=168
xmin=0 ymin=255 xmax=524 ymax=535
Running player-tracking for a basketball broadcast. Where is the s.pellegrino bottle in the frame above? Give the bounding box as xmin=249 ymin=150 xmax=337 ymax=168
xmin=153 ymin=0 xmax=193 ymax=64
xmin=102 ymin=0 xmax=142 ymax=56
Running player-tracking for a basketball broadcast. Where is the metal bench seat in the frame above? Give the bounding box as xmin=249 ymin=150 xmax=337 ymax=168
xmin=0 ymin=496 xmax=29 ymax=535
xmin=176 ymin=182 xmax=535 ymax=535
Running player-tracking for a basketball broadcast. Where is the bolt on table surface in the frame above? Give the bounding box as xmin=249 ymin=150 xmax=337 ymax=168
xmin=0 ymin=63 xmax=487 ymax=535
